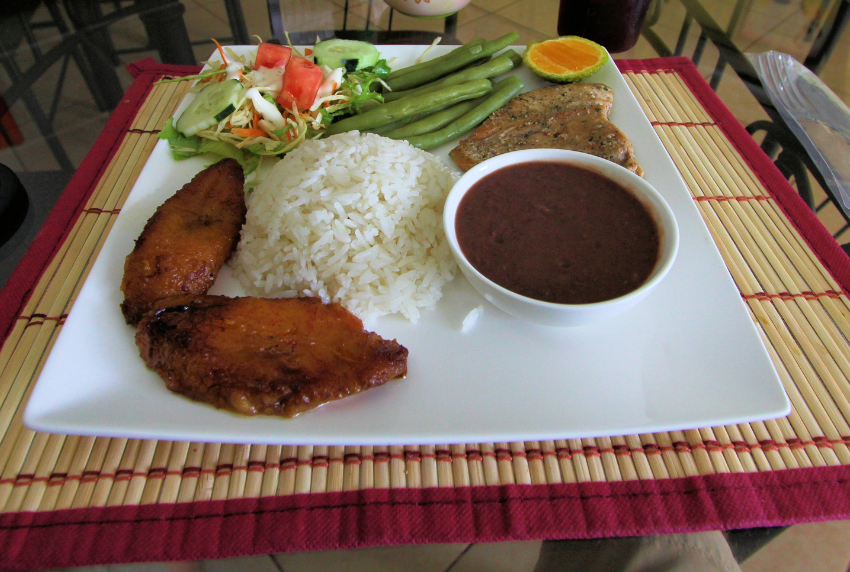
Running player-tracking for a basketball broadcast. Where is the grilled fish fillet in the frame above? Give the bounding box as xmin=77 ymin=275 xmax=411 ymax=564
xmin=449 ymin=83 xmax=643 ymax=176
xmin=136 ymin=295 xmax=408 ymax=418
xmin=120 ymin=159 xmax=246 ymax=325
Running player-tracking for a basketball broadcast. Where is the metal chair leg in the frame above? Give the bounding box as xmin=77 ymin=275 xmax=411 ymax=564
xmin=223 ymin=0 xmax=250 ymax=44
xmin=804 ymin=0 xmax=850 ymax=73
xmin=138 ymin=1 xmax=195 ymax=65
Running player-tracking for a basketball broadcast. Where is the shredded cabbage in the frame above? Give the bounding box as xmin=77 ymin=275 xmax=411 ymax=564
xmin=157 ymin=45 xmax=392 ymax=181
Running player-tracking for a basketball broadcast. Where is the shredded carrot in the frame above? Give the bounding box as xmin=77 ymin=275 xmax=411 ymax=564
xmin=212 ymin=38 xmax=228 ymax=65
xmin=252 ymin=111 xmax=260 ymax=129
xmin=231 ymin=128 xmax=268 ymax=138
xmin=305 ymin=48 xmax=313 ymax=56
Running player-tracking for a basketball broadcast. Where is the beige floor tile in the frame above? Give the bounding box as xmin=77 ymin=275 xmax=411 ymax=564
xmin=5 ymin=52 xmax=115 ymax=135
xmin=713 ymin=67 xmax=773 ymax=127
xmin=331 ymin=2 xmax=485 ymax=36
xmin=612 ymin=35 xmax=669 ymax=60
xmin=200 ymin=554 xmax=281 ymax=572
xmin=0 ymin=150 xmax=25 ymax=173
xmin=185 ymin=0 xmax=231 ymax=29
xmin=453 ymin=4 xmax=492 ymax=26
xmin=370 ymin=5 xmax=455 ymax=34
xmin=3 ymin=133 xmax=67 ymax=172
xmin=272 ymin=543 xmax=469 ymax=572
xmin=110 ymin=562 xmax=176 ymax=572
xmin=42 ymin=564 xmax=173 ymax=572
xmin=104 ymin=15 xmax=150 ymax=52
xmin=237 ymin=0 xmax=274 ymax=40
xmin=449 ymin=540 xmax=542 ymax=572
xmin=39 ymin=567 xmax=110 ymax=572
xmin=270 ymin=0 xmax=348 ymax=34
xmin=815 ymin=200 xmax=850 ymax=240
xmin=741 ymin=520 xmax=850 ymax=572
xmin=495 ymin=0 xmax=559 ymax=37
xmin=326 ymin=0 xmax=354 ymax=9
xmin=741 ymin=14 xmax=821 ymax=63
xmin=811 ymin=15 xmax=850 ymax=103
xmin=471 ymin=0 xmax=522 ymax=13
xmin=56 ymin=117 xmax=113 ymax=167
xmin=642 ymin=0 xmax=693 ymax=41
xmin=732 ymin=0 xmax=805 ymax=47
xmin=456 ymin=11 xmax=547 ymax=44
xmin=193 ymin=0 xmax=271 ymax=39
xmin=681 ymin=0 xmax=737 ymax=32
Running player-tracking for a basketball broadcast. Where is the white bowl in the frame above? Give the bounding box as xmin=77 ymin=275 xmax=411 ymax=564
xmin=383 ymin=0 xmax=470 ymax=18
xmin=443 ymin=149 xmax=679 ymax=327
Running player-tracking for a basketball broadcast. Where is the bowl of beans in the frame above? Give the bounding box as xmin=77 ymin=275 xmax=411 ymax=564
xmin=443 ymin=149 xmax=679 ymax=327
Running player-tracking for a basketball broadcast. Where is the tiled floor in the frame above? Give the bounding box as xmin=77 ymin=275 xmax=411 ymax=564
xmin=4 ymin=0 xmax=850 ymax=570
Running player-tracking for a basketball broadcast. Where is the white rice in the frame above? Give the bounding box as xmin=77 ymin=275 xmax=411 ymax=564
xmin=232 ymin=131 xmax=459 ymax=324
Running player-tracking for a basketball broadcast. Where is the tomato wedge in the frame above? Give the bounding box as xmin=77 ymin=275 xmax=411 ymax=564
xmin=255 ymin=42 xmax=292 ymax=69
xmin=277 ymin=56 xmax=324 ymax=112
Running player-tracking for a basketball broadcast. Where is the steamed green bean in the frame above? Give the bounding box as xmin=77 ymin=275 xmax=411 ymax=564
xmin=385 ymin=39 xmax=486 ymax=81
xmin=323 ymin=79 xmax=493 ymax=136
xmin=403 ymin=76 xmax=524 ymax=149
xmin=384 ymin=98 xmax=480 ymax=139
xmin=383 ymin=50 xmax=520 ymax=103
xmin=364 ymin=102 xmax=455 ymax=135
xmin=385 ymin=32 xmax=519 ymax=92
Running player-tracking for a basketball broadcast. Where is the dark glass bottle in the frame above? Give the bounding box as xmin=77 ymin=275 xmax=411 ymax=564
xmin=557 ymin=0 xmax=653 ymax=53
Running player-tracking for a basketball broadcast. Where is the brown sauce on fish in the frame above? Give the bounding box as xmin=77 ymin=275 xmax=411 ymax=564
xmin=455 ymin=161 xmax=659 ymax=304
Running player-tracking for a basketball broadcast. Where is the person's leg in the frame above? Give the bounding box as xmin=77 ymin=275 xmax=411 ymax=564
xmin=533 ymin=531 xmax=742 ymax=572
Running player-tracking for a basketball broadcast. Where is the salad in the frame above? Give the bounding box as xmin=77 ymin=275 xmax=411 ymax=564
xmin=158 ymin=39 xmax=391 ymax=176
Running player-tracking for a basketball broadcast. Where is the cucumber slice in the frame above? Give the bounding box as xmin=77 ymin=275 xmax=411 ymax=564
xmin=176 ymin=79 xmax=244 ymax=137
xmin=313 ymin=39 xmax=380 ymax=72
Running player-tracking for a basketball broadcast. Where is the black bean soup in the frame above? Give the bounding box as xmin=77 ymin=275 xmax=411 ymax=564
xmin=455 ymin=161 xmax=660 ymax=304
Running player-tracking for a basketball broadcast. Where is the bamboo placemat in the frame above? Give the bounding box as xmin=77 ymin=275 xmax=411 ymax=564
xmin=2 ymin=61 xmax=850 ymax=518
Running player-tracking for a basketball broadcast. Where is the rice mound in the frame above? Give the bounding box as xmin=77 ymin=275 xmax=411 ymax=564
xmin=232 ymin=131 xmax=459 ymax=324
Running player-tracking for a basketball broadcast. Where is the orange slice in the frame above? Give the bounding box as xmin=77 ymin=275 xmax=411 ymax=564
xmin=522 ymin=36 xmax=609 ymax=83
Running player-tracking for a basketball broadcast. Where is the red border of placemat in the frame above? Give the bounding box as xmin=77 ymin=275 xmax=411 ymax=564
xmin=2 ymin=57 xmax=850 ymax=571
xmin=2 ymin=466 xmax=850 ymax=570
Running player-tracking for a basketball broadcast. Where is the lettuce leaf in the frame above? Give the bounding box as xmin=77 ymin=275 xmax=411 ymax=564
xmin=158 ymin=118 xmax=258 ymax=174
xmin=158 ymin=118 xmax=202 ymax=160
xmin=339 ymin=59 xmax=391 ymax=115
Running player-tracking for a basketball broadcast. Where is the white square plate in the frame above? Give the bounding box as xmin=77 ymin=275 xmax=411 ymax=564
xmin=24 ymin=46 xmax=789 ymax=445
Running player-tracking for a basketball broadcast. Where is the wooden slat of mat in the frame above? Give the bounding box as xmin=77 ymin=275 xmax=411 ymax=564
xmin=0 ymin=80 xmax=192 ymax=510
xmin=648 ymin=70 xmax=850 ymax=462
xmin=2 ymin=69 xmax=850 ymax=512
xmin=643 ymin=74 xmax=850 ymax=466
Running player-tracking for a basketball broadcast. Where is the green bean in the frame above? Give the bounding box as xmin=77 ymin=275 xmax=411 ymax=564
xmin=385 ymin=39 xmax=486 ymax=81
xmin=364 ymin=114 xmax=426 ymax=135
xmin=323 ymin=79 xmax=493 ymax=137
xmin=403 ymin=76 xmax=524 ymax=150
xmin=506 ymin=50 xmax=523 ymax=68
xmin=383 ymin=50 xmax=520 ymax=103
xmin=383 ymin=99 xmax=481 ymax=139
xmin=364 ymin=102 xmax=455 ymax=135
xmin=386 ymin=32 xmax=520 ymax=92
